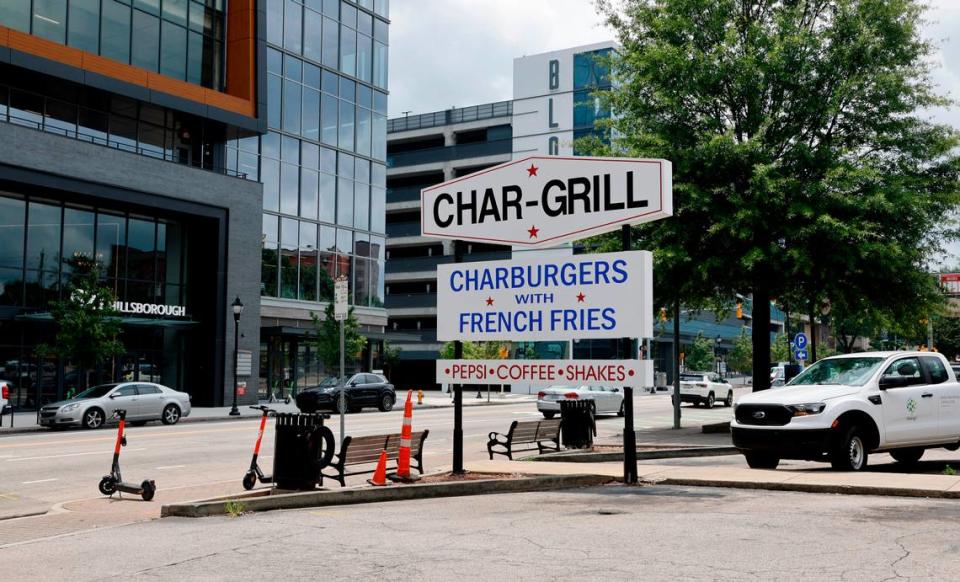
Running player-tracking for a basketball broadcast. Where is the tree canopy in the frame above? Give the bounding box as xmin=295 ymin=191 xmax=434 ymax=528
xmin=594 ymin=0 xmax=960 ymax=389
xmin=311 ymin=304 xmax=367 ymax=373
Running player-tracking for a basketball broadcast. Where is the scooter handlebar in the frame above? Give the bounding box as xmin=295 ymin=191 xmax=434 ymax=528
xmin=249 ymin=405 xmax=275 ymax=413
xmin=112 ymin=409 xmax=127 ymax=419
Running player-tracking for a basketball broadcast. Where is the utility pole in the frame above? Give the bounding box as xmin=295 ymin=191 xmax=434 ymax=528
xmin=621 ymin=226 xmax=637 ymax=484
xmin=452 ymin=240 xmax=464 ymax=474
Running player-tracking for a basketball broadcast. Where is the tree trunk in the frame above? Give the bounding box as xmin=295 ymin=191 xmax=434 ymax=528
xmin=809 ymin=304 xmax=817 ymax=362
xmin=752 ymin=283 xmax=771 ymax=392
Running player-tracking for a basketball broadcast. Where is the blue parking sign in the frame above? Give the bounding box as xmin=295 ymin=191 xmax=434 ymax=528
xmin=795 ymin=349 xmax=808 ymax=361
xmin=794 ymin=332 xmax=808 ymax=350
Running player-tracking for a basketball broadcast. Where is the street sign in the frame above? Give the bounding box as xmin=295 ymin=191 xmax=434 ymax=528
xmin=794 ymin=332 xmax=808 ymax=350
xmin=436 ymin=250 xmax=652 ymax=342
xmin=437 ymin=359 xmax=654 ymax=387
xmin=420 ymin=155 xmax=672 ymax=248
xmin=334 ymin=277 xmax=348 ymax=321
xmin=795 ymin=349 xmax=808 ymax=361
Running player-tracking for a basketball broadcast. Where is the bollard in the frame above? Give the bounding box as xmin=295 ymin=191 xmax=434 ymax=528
xmin=417 ymin=389 xmax=424 ymax=405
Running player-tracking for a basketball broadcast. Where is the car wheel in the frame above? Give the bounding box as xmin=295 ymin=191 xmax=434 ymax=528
xmin=744 ymin=452 xmax=779 ymax=469
xmin=542 ymin=411 xmax=556 ymax=419
xmin=83 ymin=408 xmax=105 ymax=429
xmin=831 ymin=424 xmax=869 ymax=471
xmin=378 ymin=393 xmax=395 ymax=412
xmin=890 ymin=447 xmax=924 ymax=465
xmin=724 ymin=391 xmax=733 ymax=407
xmin=617 ymin=401 xmax=625 ymax=417
xmin=945 ymin=442 xmax=960 ymax=452
xmin=705 ymin=393 xmax=715 ymax=408
xmin=161 ymin=404 xmax=181 ymax=425
xmin=336 ymin=398 xmax=349 ymax=414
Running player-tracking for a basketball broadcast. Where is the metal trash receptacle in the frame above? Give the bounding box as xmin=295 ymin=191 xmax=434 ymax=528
xmin=560 ymin=399 xmax=596 ymax=449
xmin=272 ymin=412 xmax=335 ymax=490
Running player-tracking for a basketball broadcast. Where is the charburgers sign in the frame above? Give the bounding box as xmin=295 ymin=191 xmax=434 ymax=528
xmin=420 ymin=155 xmax=672 ymax=248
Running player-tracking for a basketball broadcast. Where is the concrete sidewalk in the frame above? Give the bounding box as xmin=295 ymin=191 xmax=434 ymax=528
xmin=467 ymin=457 xmax=960 ymax=499
xmin=0 ymin=392 xmax=536 ymax=436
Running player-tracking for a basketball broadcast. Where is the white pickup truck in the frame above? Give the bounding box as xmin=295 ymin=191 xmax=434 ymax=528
xmin=732 ymin=351 xmax=960 ymax=471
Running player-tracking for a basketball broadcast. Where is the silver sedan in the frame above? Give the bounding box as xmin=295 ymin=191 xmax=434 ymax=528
xmin=536 ymin=385 xmax=625 ymax=419
xmin=39 ymin=382 xmax=192 ymax=429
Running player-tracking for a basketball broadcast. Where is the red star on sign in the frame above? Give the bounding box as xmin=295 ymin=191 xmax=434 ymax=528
xmin=486 ymin=297 xmax=494 ymax=306
xmin=528 ymin=225 xmax=540 ymax=238
xmin=526 ymin=164 xmax=539 ymax=177
xmin=576 ymin=292 xmax=586 ymax=302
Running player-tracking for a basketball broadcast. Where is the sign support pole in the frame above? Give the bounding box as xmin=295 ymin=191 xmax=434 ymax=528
xmin=620 ymin=226 xmax=638 ymax=484
xmin=334 ymin=276 xmax=349 ymax=448
xmin=339 ymin=318 xmax=345 ymax=448
xmin=673 ymin=297 xmax=681 ymax=430
xmin=453 ymin=240 xmax=464 ymax=474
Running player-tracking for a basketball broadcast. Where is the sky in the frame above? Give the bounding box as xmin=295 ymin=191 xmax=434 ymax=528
xmin=387 ymin=0 xmax=960 ymax=263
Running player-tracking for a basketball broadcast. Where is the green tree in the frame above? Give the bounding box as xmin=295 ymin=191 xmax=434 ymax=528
xmin=382 ymin=341 xmax=402 ymax=380
xmin=594 ymin=0 xmax=960 ymax=391
xmin=684 ymin=333 xmax=716 ymax=372
xmin=41 ymin=266 xmax=124 ymax=390
xmin=770 ymin=334 xmax=791 ymax=364
xmin=310 ymin=304 xmax=367 ymax=373
xmin=727 ymin=329 xmax=753 ymax=374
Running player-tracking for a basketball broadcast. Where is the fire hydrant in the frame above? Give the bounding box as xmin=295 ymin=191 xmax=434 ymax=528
xmin=417 ymin=389 xmax=424 ymax=405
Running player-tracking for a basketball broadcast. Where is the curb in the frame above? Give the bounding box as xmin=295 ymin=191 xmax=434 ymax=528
xmin=0 ymin=508 xmax=50 ymax=522
xmin=0 ymin=398 xmax=536 ymax=437
xmin=161 ymin=473 xmax=612 ymax=518
xmin=533 ymin=446 xmax=740 ymax=463
xmin=653 ymin=476 xmax=960 ymax=500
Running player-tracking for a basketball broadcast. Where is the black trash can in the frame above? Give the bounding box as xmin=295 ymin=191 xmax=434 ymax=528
xmin=272 ymin=412 xmax=336 ymax=490
xmin=560 ymin=399 xmax=596 ymax=449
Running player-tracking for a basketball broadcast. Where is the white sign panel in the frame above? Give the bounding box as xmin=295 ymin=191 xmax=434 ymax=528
xmin=334 ymin=277 xmax=348 ymax=321
xmin=236 ymin=350 xmax=253 ymax=377
xmin=437 ymin=359 xmax=654 ymax=387
xmin=421 ymin=156 xmax=672 ymax=248
xmin=437 ymin=250 xmax=652 ymax=342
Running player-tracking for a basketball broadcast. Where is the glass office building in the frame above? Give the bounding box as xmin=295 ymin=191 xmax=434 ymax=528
xmin=223 ymin=0 xmax=389 ymax=400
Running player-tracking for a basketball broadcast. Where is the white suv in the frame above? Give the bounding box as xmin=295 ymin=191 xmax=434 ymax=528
xmin=732 ymin=351 xmax=960 ymax=471
xmin=1 ymin=380 xmax=10 ymax=418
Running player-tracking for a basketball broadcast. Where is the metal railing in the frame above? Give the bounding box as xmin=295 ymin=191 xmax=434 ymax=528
xmin=1 ymin=112 xmax=248 ymax=180
xmin=388 ymin=101 xmax=513 ymax=133
xmin=386 ymin=221 xmax=422 ymax=238
xmin=387 ymin=139 xmax=512 ymax=168
xmin=387 ymin=186 xmax=424 ymax=204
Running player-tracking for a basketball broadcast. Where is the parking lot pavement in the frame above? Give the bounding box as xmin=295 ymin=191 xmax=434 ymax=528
xmin=3 ymin=485 xmax=960 ymax=581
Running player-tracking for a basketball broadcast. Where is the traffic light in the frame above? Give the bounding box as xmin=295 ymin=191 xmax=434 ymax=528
xmin=736 ymin=302 xmax=743 ymax=319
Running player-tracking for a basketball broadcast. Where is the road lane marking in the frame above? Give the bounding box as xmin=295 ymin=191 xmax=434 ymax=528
xmin=156 ymin=465 xmax=186 ymax=470
xmin=21 ymin=478 xmax=58 ymax=484
xmin=7 ymin=448 xmax=146 ymax=462
xmin=0 ymin=426 xmax=253 ymax=449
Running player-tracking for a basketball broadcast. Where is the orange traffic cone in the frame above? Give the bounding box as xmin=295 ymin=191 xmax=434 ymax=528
xmin=367 ymin=449 xmax=389 ymax=486
xmin=388 ymin=390 xmax=419 ymax=483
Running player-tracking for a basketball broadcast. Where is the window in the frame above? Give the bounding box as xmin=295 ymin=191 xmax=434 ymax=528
xmin=300 ymin=168 xmax=319 ymax=219
xmin=881 ymin=358 xmax=924 ymax=387
xmin=101 ymin=1 xmax=132 ymax=63
xmin=304 ymin=8 xmax=323 ymax=62
xmin=339 ymin=25 xmax=356 ymax=76
xmin=338 ymin=100 xmax=354 ymax=151
xmin=114 ymin=385 xmax=138 ymax=397
xmin=280 ymin=162 xmax=300 ymax=215
xmin=33 ymin=0 xmax=67 ymax=44
xmin=0 ymin=196 xmax=25 ymax=306
xmin=302 ymin=87 xmax=320 ymax=141
xmin=373 ymin=40 xmax=387 ymax=89
xmin=266 ymin=0 xmax=283 ymax=44
xmin=187 ymin=31 xmax=203 ymax=84
xmin=262 ymin=214 xmax=279 ymax=297
xmin=137 ymin=384 xmax=162 ymax=394
xmin=283 ymin=0 xmax=302 ymax=53
xmin=68 ymin=0 xmax=101 ymax=53
xmin=321 ymin=16 xmax=338 ymax=68
xmin=160 ymin=22 xmax=188 ymax=80
xmin=282 ymin=79 xmax=301 ymax=134
xmin=132 ymin=11 xmax=160 ymax=71
xmin=321 ymin=93 xmax=338 ymax=145
xmin=922 ymin=357 xmax=949 ymax=384
xmin=0 ymin=0 xmax=31 ymax=33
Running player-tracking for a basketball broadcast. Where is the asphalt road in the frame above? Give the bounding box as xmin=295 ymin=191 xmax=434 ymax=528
xmin=4 ymin=484 xmax=960 ymax=581
xmin=0 ymin=393 xmax=739 ymax=523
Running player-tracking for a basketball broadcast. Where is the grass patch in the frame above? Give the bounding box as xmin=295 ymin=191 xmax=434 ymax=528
xmin=224 ymin=500 xmax=246 ymax=517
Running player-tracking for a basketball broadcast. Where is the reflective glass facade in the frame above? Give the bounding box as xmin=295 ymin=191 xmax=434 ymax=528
xmin=0 ymin=0 xmax=226 ymax=89
xmin=573 ymin=48 xmax=612 ymax=154
xmin=230 ymin=0 xmax=388 ymax=310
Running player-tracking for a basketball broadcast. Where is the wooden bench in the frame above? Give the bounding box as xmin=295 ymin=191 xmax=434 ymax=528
xmin=487 ymin=419 xmax=561 ymax=460
xmin=319 ymin=430 xmax=429 ymax=487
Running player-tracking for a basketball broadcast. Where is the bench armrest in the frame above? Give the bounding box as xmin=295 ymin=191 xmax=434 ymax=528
xmin=488 ymin=431 xmax=508 ymax=443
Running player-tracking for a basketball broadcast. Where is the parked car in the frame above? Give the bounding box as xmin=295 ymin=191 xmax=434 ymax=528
xmin=1 ymin=380 xmax=10 ymax=417
xmin=732 ymin=351 xmax=960 ymax=471
xmin=295 ymin=374 xmax=396 ymax=414
xmin=537 ymin=385 xmax=625 ymax=419
xmin=674 ymin=372 xmax=734 ymax=408
xmin=39 ymin=382 xmax=192 ymax=429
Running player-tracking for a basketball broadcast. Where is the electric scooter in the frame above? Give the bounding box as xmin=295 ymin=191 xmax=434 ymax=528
xmin=98 ymin=409 xmax=157 ymax=501
xmin=242 ymin=405 xmax=275 ymax=490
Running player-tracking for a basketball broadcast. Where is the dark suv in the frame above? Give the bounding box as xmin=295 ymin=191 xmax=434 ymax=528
xmin=295 ymin=373 xmax=396 ymax=414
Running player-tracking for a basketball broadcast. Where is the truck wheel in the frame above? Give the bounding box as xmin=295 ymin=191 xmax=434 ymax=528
xmin=890 ymin=448 xmax=924 ymax=465
xmin=744 ymin=452 xmax=779 ymax=469
xmin=705 ymin=393 xmax=715 ymax=408
xmin=831 ymin=424 xmax=869 ymax=471
xmin=724 ymin=391 xmax=734 ymax=407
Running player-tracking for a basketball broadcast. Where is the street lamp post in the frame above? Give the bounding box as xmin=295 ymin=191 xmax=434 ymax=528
xmin=229 ymin=296 xmax=244 ymax=416
xmin=715 ymin=335 xmax=722 ymax=375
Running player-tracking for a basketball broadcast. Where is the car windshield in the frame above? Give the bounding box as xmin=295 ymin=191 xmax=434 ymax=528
xmin=787 ymin=357 xmax=885 ymax=387
xmin=317 ymin=376 xmax=343 ymax=387
xmin=73 ymin=383 xmax=121 ymax=399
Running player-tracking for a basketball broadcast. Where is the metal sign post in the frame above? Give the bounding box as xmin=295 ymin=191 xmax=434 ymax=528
xmin=334 ymin=277 xmax=348 ymax=447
